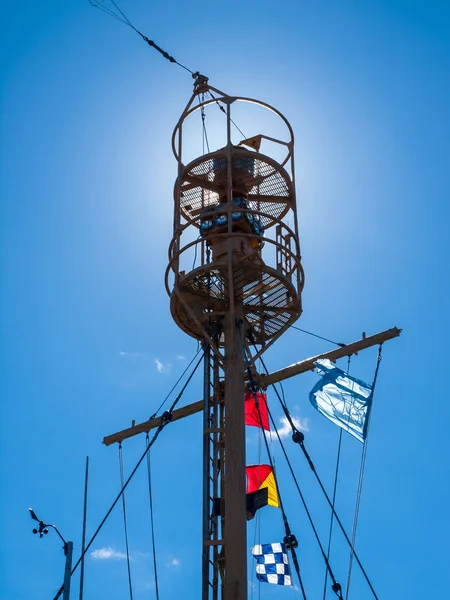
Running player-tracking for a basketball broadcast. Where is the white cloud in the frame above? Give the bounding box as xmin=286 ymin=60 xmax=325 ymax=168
xmin=155 ymin=359 xmax=172 ymax=374
xmin=90 ymin=547 xmax=127 ymax=560
xmin=117 ymin=351 xmax=141 ymax=359
xmin=276 ymin=415 xmax=309 ymax=439
xmin=155 ymin=359 xmax=164 ymax=373
xmin=167 ymin=557 xmax=181 ymax=568
xmin=176 ymin=355 xmax=186 ymax=360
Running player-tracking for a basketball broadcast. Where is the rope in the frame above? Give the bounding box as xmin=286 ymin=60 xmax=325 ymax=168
xmin=199 ymin=94 xmax=210 ymax=154
xmin=119 ymin=443 xmax=134 ymax=600
xmin=145 ymin=435 xmax=160 ymax=600
xmin=89 ymin=2 xmax=252 ymax=148
xmin=238 ymin=324 xmax=307 ymax=600
xmin=88 ymin=0 xmax=195 ymax=74
xmin=192 ymin=235 xmax=201 ymax=269
xmin=252 ymin=428 xmax=262 ymax=600
xmin=267 ymin=405 xmax=344 ymax=599
xmin=151 ymin=346 xmax=203 ymax=418
xmin=323 ymin=356 xmax=351 ymax=600
xmin=255 ymin=351 xmax=379 ymax=600
xmin=291 ymin=325 xmax=345 ymax=348
xmin=345 ymin=345 xmax=383 ymax=600
xmin=207 ymin=91 xmax=246 ymax=139
xmin=52 ymin=424 xmax=164 ymax=599
xmin=52 ymin=351 xmax=205 ymax=600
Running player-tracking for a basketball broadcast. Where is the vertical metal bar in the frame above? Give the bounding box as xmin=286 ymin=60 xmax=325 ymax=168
xmin=202 ymin=343 xmax=212 ymax=600
xmin=288 ymin=142 xmax=301 ymax=298
xmin=219 ymin=368 xmax=226 ymax=600
xmin=79 ymin=457 xmax=89 ymax=600
xmin=212 ymin=354 xmax=220 ymax=600
xmin=226 ymin=102 xmax=235 ymax=322
xmin=223 ymin=311 xmax=247 ymax=600
xmin=174 ymin=123 xmax=183 ymax=281
xmin=63 ymin=541 xmax=73 ymax=600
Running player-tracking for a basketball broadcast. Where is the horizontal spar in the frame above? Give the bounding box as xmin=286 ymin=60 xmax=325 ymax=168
xmin=258 ymin=326 xmax=402 ymax=387
xmin=103 ymin=400 xmax=203 ymax=446
xmin=103 ymin=327 xmax=401 ymax=446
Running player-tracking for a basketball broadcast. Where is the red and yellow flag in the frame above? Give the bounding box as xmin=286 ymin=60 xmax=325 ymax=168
xmin=245 ymin=392 xmax=270 ymax=431
xmin=246 ymin=465 xmax=279 ymax=508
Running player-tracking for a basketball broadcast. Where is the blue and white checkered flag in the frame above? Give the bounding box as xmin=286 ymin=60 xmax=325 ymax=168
xmin=252 ymin=542 xmax=292 ymax=586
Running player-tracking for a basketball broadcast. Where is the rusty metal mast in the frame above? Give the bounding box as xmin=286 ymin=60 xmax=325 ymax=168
xmin=166 ymin=75 xmax=304 ymax=600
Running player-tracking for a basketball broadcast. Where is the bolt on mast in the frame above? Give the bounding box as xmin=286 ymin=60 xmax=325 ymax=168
xmin=166 ymin=75 xmax=304 ymax=600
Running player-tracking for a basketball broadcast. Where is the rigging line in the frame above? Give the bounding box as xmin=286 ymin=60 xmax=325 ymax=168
xmin=245 ymin=334 xmax=295 ymax=433
xmin=52 ymin=353 xmax=205 ymax=600
xmin=109 ymin=0 xmax=135 ymax=28
xmin=52 ymin=424 xmax=165 ymax=600
xmin=255 ymin=350 xmax=379 ymax=600
xmin=200 ymin=95 xmax=205 ymax=155
xmin=199 ymin=94 xmax=210 ymax=154
xmin=251 ymin=507 xmax=259 ymax=600
xmin=259 ymin=358 xmax=296 ymax=432
xmin=89 ymin=0 xmax=135 ymax=29
xmin=166 ymin=349 xmax=205 ymax=414
xmin=88 ymin=0 xmax=195 ymax=74
xmin=345 ymin=345 xmax=383 ymax=600
xmin=207 ymin=91 xmax=247 ymax=139
xmin=291 ymin=325 xmax=346 ymax=348
xmin=145 ymin=436 xmax=160 ymax=600
xmin=119 ymin=444 xmax=134 ymax=600
xmin=79 ymin=456 xmax=89 ymax=600
xmin=266 ymin=405 xmax=344 ymax=600
xmin=192 ymin=236 xmax=200 ymax=269
xmin=239 ymin=326 xmax=307 ymax=600
xmin=298 ymin=439 xmax=379 ymax=600
xmin=151 ymin=345 xmax=203 ymax=418
xmin=323 ymin=355 xmax=351 ymax=600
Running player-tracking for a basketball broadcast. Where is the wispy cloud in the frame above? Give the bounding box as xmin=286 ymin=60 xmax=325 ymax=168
xmin=117 ymin=351 xmax=142 ymax=359
xmin=165 ymin=557 xmax=181 ymax=568
xmin=91 ymin=547 xmax=127 ymax=560
xmin=176 ymin=355 xmax=186 ymax=360
xmin=276 ymin=415 xmax=309 ymax=439
xmin=155 ymin=359 xmax=172 ymax=374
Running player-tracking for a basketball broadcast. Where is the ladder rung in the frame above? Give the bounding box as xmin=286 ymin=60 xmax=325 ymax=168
xmin=204 ymin=539 xmax=223 ymax=547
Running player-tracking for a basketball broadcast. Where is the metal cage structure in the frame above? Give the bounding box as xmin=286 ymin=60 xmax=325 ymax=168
xmin=166 ymin=79 xmax=304 ymax=361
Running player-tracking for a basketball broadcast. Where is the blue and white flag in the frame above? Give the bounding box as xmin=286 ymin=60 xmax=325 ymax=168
xmin=252 ymin=542 xmax=292 ymax=586
xmin=309 ymin=359 xmax=373 ymax=443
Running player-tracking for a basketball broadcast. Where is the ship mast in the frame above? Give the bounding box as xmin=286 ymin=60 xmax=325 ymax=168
xmin=103 ymin=76 xmax=401 ymax=600
xmin=166 ymin=75 xmax=304 ymax=600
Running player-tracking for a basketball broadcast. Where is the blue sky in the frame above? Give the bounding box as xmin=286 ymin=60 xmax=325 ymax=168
xmin=1 ymin=0 xmax=449 ymax=598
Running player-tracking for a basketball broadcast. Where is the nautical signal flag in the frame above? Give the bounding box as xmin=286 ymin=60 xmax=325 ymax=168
xmin=252 ymin=543 xmax=292 ymax=586
xmin=246 ymin=487 xmax=268 ymax=520
xmin=244 ymin=392 xmax=269 ymax=431
xmin=246 ymin=465 xmax=279 ymax=508
xmin=310 ymin=359 xmax=373 ymax=443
